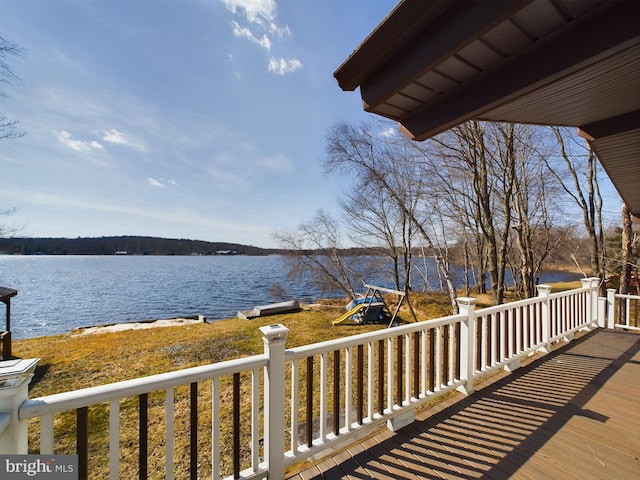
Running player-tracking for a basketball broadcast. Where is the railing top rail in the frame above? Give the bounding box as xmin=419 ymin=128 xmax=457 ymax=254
xmin=472 ymin=285 xmax=591 ymax=317
xmin=20 ymin=353 xmax=267 ymax=420
xmin=286 ymin=314 xmax=466 ymax=360
xmin=615 ymin=293 xmax=640 ymax=300
xmin=549 ymin=285 xmax=590 ymax=300
xmin=473 ymin=296 xmax=541 ymax=317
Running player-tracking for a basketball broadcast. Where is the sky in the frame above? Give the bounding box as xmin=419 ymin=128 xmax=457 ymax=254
xmin=0 ymin=0 xmax=398 ymax=248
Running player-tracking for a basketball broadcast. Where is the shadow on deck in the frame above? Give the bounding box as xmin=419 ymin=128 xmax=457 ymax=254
xmin=289 ymin=329 xmax=640 ymax=479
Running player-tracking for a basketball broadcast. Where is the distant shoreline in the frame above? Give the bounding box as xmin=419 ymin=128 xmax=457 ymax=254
xmin=0 ymin=235 xmax=281 ymax=256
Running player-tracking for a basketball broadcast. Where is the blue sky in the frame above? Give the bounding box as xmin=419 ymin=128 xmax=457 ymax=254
xmin=0 ymin=0 xmax=397 ymax=248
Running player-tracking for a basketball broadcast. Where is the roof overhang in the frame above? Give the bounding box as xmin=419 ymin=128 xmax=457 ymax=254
xmin=334 ymin=0 xmax=640 ymax=216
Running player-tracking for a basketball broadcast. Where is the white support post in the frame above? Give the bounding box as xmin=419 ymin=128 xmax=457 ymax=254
xmin=581 ymin=278 xmax=592 ymax=329
xmin=581 ymin=277 xmax=599 ymax=328
xmin=597 ymin=296 xmax=607 ymax=328
xmin=456 ymin=297 xmax=476 ymax=395
xmin=607 ymin=289 xmax=617 ymax=329
xmin=0 ymin=358 xmax=39 ymax=454
xmin=590 ymin=278 xmax=600 ymax=327
xmin=537 ymin=285 xmax=552 ymax=353
xmin=259 ymin=324 xmax=289 ymax=480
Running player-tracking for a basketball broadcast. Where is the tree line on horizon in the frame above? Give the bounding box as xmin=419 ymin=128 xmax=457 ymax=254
xmin=0 ymin=236 xmax=279 ymax=256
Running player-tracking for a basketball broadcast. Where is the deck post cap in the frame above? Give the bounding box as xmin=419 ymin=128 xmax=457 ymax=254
xmin=259 ymin=324 xmax=289 ymax=343
xmin=0 ymin=359 xmax=39 ymax=389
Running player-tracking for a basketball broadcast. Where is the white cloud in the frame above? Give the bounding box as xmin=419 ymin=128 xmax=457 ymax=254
xmin=56 ymin=130 xmax=103 ymax=152
xmin=222 ymin=0 xmax=298 ymax=73
xmin=147 ymin=177 xmax=166 ymax=188
xmin=232 ymin=21 xmax=271 ymax=50
xmin=102 ymin=129 xmax=129 ymax=145
xmin=268 ymin=57 xmax=302 ymax=75
xmin=269 ymin=23 xmax=290 ymax=38
xmin=222 ymin=0 xmax=277 ymax=25
xmin=101 ymin=129 xmax=147 ymax=151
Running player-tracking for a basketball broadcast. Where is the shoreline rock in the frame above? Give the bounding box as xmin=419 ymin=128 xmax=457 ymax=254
xmin=71 ymin=316 xmax=206 ymax=336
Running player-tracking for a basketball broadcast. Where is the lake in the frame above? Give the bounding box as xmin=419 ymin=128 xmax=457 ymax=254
xmin=0 ymin=255 xmax=322 ymax=339
xmin=0 ymin=255 xmax=580 ymax=339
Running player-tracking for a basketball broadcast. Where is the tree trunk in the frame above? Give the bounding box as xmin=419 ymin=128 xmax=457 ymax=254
xmin=620 ymin=202 xmax=632 ymax=294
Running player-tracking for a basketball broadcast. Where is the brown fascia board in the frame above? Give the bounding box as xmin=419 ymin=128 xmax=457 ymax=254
xmin=333 ymin=0 xmax=457 ymax=91
xmin=399 ymin=1 xmax=640 ymax=141
xmin=334 ymin=0 xmax=532 ymax=94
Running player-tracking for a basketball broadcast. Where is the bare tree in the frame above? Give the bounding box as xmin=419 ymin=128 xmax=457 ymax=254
xmin=324 ymin=121 xmax=460 ymax=312
xmin=273 ymin=209 xmax=360 ymax=299
xmin=507 ymin=125 xmax=567 ymax=298
xmin=0 ymin=36 xmax=25 ymax=237
xmin=419 ymin=121 xmax=565 ymax=302
xmin=0 ymin=35 xmax=24 ymax=141
xmin=426 ymin=121 xmax=515 ymax=304
xmin=340 ymin=178 xmax=416 ymax=294
xmin=0 ymin=207 xmax=22 ymax=237
xmin=619 ymin=203 xmax=636 ymax=295
xmin=547 ymin=127 xmax=607 ymax=293
xmin=408 ymin=135 xmax=484 ymax=295
xmin=417 ymin=128 xmax=483 ymax=295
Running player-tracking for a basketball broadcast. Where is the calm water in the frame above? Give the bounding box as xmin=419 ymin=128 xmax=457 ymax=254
xmin=0 ymin=255 xmax=580 ymax=339
xmin=0 ymin=255 xmax=322 ymax=339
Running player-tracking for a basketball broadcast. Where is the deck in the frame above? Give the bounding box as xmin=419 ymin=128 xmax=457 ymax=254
xmin=289 ymin=329 xmax=640 ymax=479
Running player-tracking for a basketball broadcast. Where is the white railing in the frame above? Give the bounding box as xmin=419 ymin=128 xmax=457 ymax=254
xmin=278 ymin=278 xmax=600 ymax=471
xmin=607 ymin=289 xmax=640 ymax=332
xmin=283 ymin=311 xmax=468 ymax=468
xmin=0 ymin=278 xmax=603 ymax=479
xmin=19 ymin=353 xmax=270 ymax=480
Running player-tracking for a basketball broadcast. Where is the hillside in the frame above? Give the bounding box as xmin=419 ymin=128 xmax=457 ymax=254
xmin=0 ymin=236 xmax=280 ymax=256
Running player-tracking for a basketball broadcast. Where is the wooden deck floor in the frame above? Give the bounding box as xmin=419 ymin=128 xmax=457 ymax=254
xmin=288 ymin=329 xmax=640 ymax=480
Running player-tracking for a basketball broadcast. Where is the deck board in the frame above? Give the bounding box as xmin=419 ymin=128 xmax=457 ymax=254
xmin=288 ymin=329 xmax=640 ymax=479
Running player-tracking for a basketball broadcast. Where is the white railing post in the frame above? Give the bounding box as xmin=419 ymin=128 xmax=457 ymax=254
xmin=581 ymin=278 xmax=591 ymax=327
xmin=537 ymin=285 xmax=552 ymax=353
xmin=259 ymin=324 xmax=289 ymax=479
xmin=456 ymin=297 xmax=476 ymax=395
xmin=607 ymin=289 xmax=617 ymax=329
xmin=0 ymin=358 xmax=39 ymax=454
xmin=591 ymin=277 xmax=600 ymax=326
xmin=597 ymin=296 xmax=607 ymax=328
xmin=581 ymin=277 xmax=599 ymax=328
